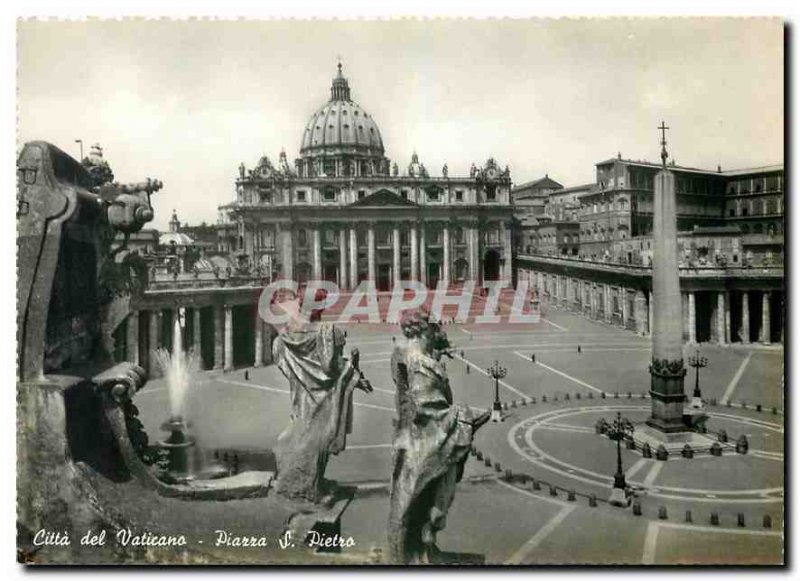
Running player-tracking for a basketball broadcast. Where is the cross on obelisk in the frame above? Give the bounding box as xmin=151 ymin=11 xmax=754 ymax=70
xmin=658 ymin=121 xmax=670 ymax=167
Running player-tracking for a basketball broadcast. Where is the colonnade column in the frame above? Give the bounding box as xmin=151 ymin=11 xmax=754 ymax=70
xmin=634 ymin=291 xmax=647 ymax=335
xmin=442 ymin=224 xmax=451 ymax=287
xmin=392 ymin=226 xmax=401 ymax=288
xmin=149 ymin=310 xmax=162 ymax=376
xmin=716 ymin=292 xmax=726 ymax=345
xmin=224 ymin=306 xmax=234 ymax=371
xmin=762 ymin=291 xmax=771 ymax=345
xmin=254 ymin=316 xmax=264 ymax=367
xmin=419 ymin=225 xmax=428 ymax=287
xmin=621 ymin=288 xmax=629 ymax=328
xmin=339 ymin=228 xmax=348 ymax=289
xmin=688 ymin=291 xmax=696 ymax=344
xmin=349 ymin=228 xmax=358 ymax=289
xmin=566 ymin=277 xmax=572 ymax=309
xmin=724 ymin=291 xmax=731 ymax=345
xmin=741 ymin=291 xmax=750 ymax=344
xmin=604 ymin=285 xmax=612 ymax=323
xmin=410 ymin=225 xmax=419 ymax=282
xmin=192 ymin=308 xmax=202 ymax=366
xmin=126 ymin=310 xmax=139 ymax=365
xmin=312 ymin=227 xmax=322 ymax=281
xmin=367 ymin=224 xmax=376 ymax=285
xmin=213 ymin=305 xmax=224 ymax=370
xmin=648 ymin=291 xmax=654 ymax=336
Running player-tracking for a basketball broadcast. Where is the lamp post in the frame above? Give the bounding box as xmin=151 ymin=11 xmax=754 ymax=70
xmin=487 ymin=360 xmax=507 ymax=422
xmin=687 ymin=350 xmax=708 ymax=408
xmin=607 ymin=411 xmax=634 ymax=506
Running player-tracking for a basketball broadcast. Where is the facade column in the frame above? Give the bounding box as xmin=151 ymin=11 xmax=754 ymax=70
xmin=716 ymin=292 xmax=726 ymax=345
xmin=192 ymin=307 xmax=202 ymax=366
xmin=410 ymin=225 xmax=419 ymax=282
xmin=762 ymin=291 xmax=771 ymax=344
xmin=590 ymin=284 xmax=597 ymax=317
xmin=688 ymin=292 xmax=696 ymax=344
xmin=392 ymin=225 xmax=401 ymax=288
xmin=254 ymin=315 xmax=264 ymax=367
xmin=126 ymin=310 xmax=139 ymax=365
xmin=349 ymin=228 xmax=358 ymax=289
xmin=501 ymin=220 xmax=513 ymax=285
xmin=280 ymin=223 xmax=294 ymax=281
xmin=648 ymin=291 xmax=654 ymax=336
xmin=224 ymin=306 xmax=234 ymax=371
xmin=442 ymin=224 xmax=451 ymax=287
xmin=213 ymin=305 xmax=224 ymax=370
xmin=312 ymin=226 xmax=322 ymax=281
xmin=741 ymin=291 xmax=750 ymax=344
xmin=420 ymin=224 xmax=428 ymax=287
xmin=367 ymin=224 xmax=376 ymax=284
xmin=339 ymin=228 xmax=348 ymax=289
xmin=604 ymin=285 xmax=612 ymax=323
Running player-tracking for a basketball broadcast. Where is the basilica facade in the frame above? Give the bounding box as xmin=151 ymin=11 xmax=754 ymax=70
xmin=217 ymin=64 xmax=515 ymax=291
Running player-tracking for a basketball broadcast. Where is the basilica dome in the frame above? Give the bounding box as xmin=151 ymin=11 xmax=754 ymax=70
xmin=299 ymin=64 xmax=385 ymax=158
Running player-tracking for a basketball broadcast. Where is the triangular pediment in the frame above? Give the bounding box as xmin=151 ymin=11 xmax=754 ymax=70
xmin=350 ymin=189 xmax=417 ymax=207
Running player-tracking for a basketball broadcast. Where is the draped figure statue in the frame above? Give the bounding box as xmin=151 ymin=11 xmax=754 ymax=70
xmin=388 ymin=310 xmax=490 ymax=564
xmin=273 ymin=323 xmax=373 ymax=502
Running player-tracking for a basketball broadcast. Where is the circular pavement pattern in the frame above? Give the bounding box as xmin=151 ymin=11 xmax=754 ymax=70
xmin=507 ymin=404 xmax=784 ymax=504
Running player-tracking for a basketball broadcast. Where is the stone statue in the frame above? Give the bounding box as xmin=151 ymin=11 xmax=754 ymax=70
xmin=470 ymin=163 xmax=477 ymax=178
xmin=388 ymin=310 xmax=490 ymax=564
xmin=442 ymin=163 xmax=448 ymax=178
xmin=273 ymin=322 xmax=373 ymax=502
xmin=239 ymin=162 xmax=246 ymax=179
xmin=392 ymin=162 xmax=399 ymax=177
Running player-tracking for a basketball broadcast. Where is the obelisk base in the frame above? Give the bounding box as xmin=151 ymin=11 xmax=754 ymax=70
xmin=647 ymin=358 xmax=690 ymax=433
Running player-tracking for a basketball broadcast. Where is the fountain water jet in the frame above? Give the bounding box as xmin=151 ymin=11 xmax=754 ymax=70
xmin=151 ymin=309 xmax=203 ymax=483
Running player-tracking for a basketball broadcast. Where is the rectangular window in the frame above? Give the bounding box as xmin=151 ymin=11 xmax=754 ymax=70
xmin=400 ymin=190 xmax=408 ymax=200
xmin=296 ymin=190 xmax=307 ymax=202
xmin=455 ymin=190 xmax=463 ymax=202
xmin=358 ymin=190 xmax=366 ymax=200
xmin=322 ymin=190 xmax=336 ymax=202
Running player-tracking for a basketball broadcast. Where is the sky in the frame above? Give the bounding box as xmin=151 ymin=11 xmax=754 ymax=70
xmin=17 ymin=18 xmax=784 ymax=230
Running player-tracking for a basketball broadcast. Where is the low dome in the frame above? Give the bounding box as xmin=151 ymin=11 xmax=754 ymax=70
xmin=299 ymin=64 xmax=385 ymax=158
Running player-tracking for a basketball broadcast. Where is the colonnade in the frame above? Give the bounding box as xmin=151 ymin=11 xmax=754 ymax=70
xmin=121 ymin=304 xmax=272 ymax=376
xmin=520 ymin=268 xmax=781 ymax=345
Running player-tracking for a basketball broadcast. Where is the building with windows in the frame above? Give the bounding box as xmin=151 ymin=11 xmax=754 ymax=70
xmin=513 ymin=154 xmax=784 ymax=346
xmin=216 ymin=64 xmax=515 ymax=291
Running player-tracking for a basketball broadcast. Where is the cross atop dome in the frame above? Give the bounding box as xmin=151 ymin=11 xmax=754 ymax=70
xmin=330 ymin=60 xmax=351 ymax=101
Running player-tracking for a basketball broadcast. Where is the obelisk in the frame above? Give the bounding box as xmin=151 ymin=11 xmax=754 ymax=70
xmin=646 ymin=122 xmax=688 ymax=433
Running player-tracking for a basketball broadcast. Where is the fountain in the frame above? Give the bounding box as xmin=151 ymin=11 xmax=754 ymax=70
xmin=151 ymin=308 xmax=227 ymax=483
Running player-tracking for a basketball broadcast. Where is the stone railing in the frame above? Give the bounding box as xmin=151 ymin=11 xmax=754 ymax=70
xmin=147 ymin=275 xmax=267 ymax=292
xmin=517 ymin=253 xmax=784 ymax=279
